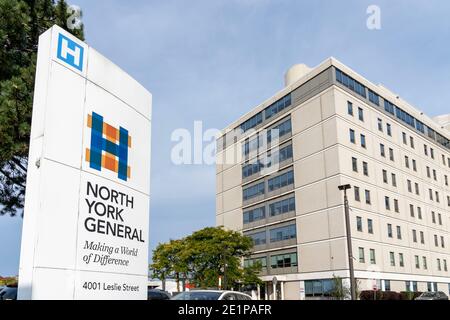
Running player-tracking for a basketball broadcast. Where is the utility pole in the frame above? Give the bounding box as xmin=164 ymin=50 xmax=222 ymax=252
xmin=338 ymin=184 xmax=357 ymax=300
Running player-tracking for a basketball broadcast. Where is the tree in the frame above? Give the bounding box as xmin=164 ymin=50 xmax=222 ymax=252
xmin=0 ymin=0 xmax=84 ymax=216
xmin=150 ymin=227 xmax=262 ymax=291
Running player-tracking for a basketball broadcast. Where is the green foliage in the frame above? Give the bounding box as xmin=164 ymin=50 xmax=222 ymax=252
xmin=150 ymin=227 xmax=262 ymax=291
xmin=0 ymin=0 xmax=84 ymax=216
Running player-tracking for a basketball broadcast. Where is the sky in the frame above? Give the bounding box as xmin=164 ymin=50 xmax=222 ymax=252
xmin=1 ymin=0 xmax=450 ymax=276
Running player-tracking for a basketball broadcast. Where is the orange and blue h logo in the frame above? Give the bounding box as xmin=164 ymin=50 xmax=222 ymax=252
xmin=85 ymin=112 xmax=131 ymax=181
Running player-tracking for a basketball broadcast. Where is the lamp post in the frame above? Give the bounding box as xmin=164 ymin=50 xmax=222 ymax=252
xmin=338 ymin=184 xmax=357 ymax=300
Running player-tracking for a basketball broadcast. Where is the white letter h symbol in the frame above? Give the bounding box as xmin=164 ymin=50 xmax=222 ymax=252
xmin=60 ymin=38 xmax=81 ymax=67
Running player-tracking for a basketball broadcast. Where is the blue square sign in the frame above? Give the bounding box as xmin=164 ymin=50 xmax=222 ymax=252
xmin=56 ymin=33 xmax=84 ymax=72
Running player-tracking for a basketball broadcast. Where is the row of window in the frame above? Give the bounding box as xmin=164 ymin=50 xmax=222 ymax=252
xmin=243 ymin=196 xmax=296 ymax=224
xmin=337 ymin=68 xmax=450 ymax=151
xmin=238 ymin=93 xmax=292 ymax=136
xmin=265 ymin=94 xmax=292 ymax=120
xmin=246 ymin=223 xmax=297 ymax=246
xmin=242 ymin=144 xmax=293 ymax=179
xmin=377 ymin=117 xmax=393 ymax=136
xmin=268 ymin=170 xmax=294 ymax=192
xmin=243 ymin=252 xmax=298 ymax=270
xmin=336 ymin=69 xmax=367 ymax=98
xmin=242 ymin=119 xmax=292 ymax=156
xmin=240 ymin=112 xmax=263 ymax=133
xmin=349 ymin=128 xmax=366 ymax=148
xmin=357 ymin=216 xmax=446 ymax=248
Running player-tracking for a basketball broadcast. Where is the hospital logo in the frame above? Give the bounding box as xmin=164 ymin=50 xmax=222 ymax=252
xmin=56 ymin=33 xmax=84 ymax=71
xmin=85 ymin=112 xmax=131 ymax=181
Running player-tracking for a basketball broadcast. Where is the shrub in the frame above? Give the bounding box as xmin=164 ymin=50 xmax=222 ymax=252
xmin=399 ymin=291 xmax=422 ymax=300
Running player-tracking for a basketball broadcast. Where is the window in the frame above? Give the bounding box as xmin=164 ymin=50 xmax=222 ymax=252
xmin=402 ymin=132 xmax=407 ymax=145
xmin=354 ymin=186 xmax=360 ymax=202
xmin=426 ymin=166 xmax=431 ymax=178
xmin=434 ymin=235 xmax=438 ymax=247
xmin=336 ymin=69 xmax=367 ymax=98
xmin=441 ymin=236 xmax=445 ymax=248
xmin=415 ymin=183 xmax=420 ymax=195
xmin=243 ymin=182 xmax=265 ymax=201
xmin=399 ymin=253 xmax=404 ymax=267
xmin=369 ymin=90 xmax=380 ymax=105
xmin=412 ymin=159 xmax=417 ymax=171
xmin=352 ymin=157 xmax=358 ymax=172
xmin=385 ymin=196 xmax=390 ymax=210
xmin=407 ymin=180 xmax=412 ymax=193
xmin=347 ymin=101 xmax=353 ymax=115
xmin=384 ymin=100 xmax=395 ymax=114
xmin=444 ymin=259 xmax=448 ymax=272
xmin=362 ymin=161 xmax=368 ymax=176
xmin=437 ymin=259 xmax=442 ymax=271
xmin=394 ymin=199 xmax=399 ymax=212
xmin=360 ymin=134 xmax=366 ymax=148
xmin=358 ymin=107 xmax=364 ymax=121
xmin=244 ymin=257 xmax=267 ymax=269
xmin=430 ymin=148 xmax=434 ymax=159
xmin=390 ymin=252 xmax=395 ymax=266
xmin=409 ymin=204 xmax=414 ymax=217
xmin=432 ymin=211 xmax=436 ymax=224
xmin=433 ymin=169 xmax=437 ymax=181
xmin=445 ymin=175 xmax=448 ymax=186
xmin=270 ymin=252 xmax=297 ymax=269
xmin=248 ymin=231 xmax=266 ymax=246
xmin=410 ymin=136 xmax=414 ymax=149
xmin=240 ymin=112 xmax=263 ymax=132
xmin=389 ymin=148 xmax=394 ymax=161
xmin=415 ymin=255 xmax=420 ymax=269
xmin=391 ymin=173 xmax=397 ymax=187
xmin=264 ymin=94 xmax=292 ymax=119
xmin=365 ymin=190 xmax=371 ymax=205
xmin=438 ymin=213 xmax=442 ymax=225
xmin=387 ymin=224 xmax=393 ymax=238
xmin=243 ymin=206 xmax=266 ymax=224
xmin=269 ymin=224 xmax=296 ymax=242
xmin=267 ymin=170 xmax=294 ymax=192
xmin=267 ymin=119 xmax=292 ymax=142
xmin=405 ymin=156 xmax=409 ymax=168
xmin=269 ymin=197 xmax=295 ymax=217
xmin=349 ymin=129 xmax=355 ymax=144
xmin=377 ymin=118 xmax=383 ymax=131
xmin=356 ymin=216 xmax=363 ymax=231
xmin=424 ymin=144 xmax=428 ymax=156
xmin=380 ymin=144 xmax=385 ymax=157
xmin=382 ymin=170 xmax=388 ymax=183
xmin=420 ymin=231 xmax=425 ymax=244
xmin=412 ymin=230 xmax=417 ymax=243
xmin=359 ymin=247 xmax=365 ymax=263
xmin=423 ymin=256 xmax=427 ymax=270
xmin=396 ymin=226 xmax=402 ymax=239
xmin=305 ymin=279 xmax=335 ymax=298
xmin=436 ymin=191 xmax=440 ymax=203
xmin=367 ymin=219 xmax=373 ymax=234
xmin=429 ymin=189 xmax=433 ymax=201
xmin=386 ymin=123 xmax=392 ymax=136
xmin=384 ymin=280 xmax=391 ymax=291
xmin=417 ymin=207 xmax=422 ymax=219
xmin=370 ymin=249 xmax=376 ymax=264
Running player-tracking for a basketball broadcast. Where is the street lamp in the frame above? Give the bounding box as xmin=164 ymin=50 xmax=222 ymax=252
xmin=338 ymin=184 xmax=357 ymax=300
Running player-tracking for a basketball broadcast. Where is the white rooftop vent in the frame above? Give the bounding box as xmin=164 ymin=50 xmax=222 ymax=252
xmin=284 ymin=64 xmax=312 ymax=87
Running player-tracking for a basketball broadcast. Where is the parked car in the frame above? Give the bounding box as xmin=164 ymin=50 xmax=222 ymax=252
xmin=415 ymin=291 xmax=449 ymax=300
xmin=0 ymin=286 xmax=18 ymax=300
xmin=171 ymin=290 xmax=253 ymax=301
xmin=147 ymin=288 xmax=172 ymax=300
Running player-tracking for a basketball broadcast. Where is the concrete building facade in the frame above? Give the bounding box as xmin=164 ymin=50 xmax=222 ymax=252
xmin=215 ymin=58 xmax=450 ymax=300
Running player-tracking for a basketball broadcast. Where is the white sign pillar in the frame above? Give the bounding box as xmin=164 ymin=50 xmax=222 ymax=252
xmin=18 ymin=25 xmax=152 ymax=300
